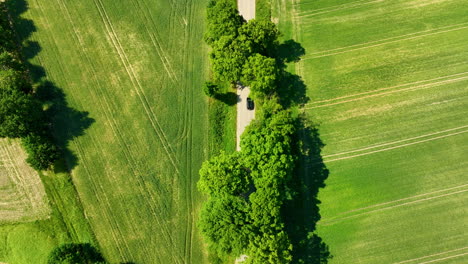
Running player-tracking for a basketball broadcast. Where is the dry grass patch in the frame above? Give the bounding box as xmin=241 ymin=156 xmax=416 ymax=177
xmin=0 ymin=139 xmax=50 ymax=223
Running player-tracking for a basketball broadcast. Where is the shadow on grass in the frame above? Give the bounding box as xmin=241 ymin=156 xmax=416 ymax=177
xmin=6 ymin=0 xmax=94 ymax=171
xmin=215 ymin=91 xmax=238 ymax=106
xmin=275 ymin=39 xmax=310 ymax=108
xmin=284 ymin=116 xmax=332 ymax=264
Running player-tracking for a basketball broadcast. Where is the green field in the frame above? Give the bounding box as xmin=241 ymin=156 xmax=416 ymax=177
xmin=275 ymin=0 xmax=468 ymax=263
xmin=9 ymin=0 xmax=211 ymax=263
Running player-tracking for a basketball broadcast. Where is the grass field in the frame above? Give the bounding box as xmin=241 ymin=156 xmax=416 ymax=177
xmin=274 ymin=0 xmax=468 ymax=263
xmin=9 ymin=0 xmax=212 ymax=263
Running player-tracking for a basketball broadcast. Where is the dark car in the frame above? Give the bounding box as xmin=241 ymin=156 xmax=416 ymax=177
xmin=246 ymin=97 xmax=254 ymax=110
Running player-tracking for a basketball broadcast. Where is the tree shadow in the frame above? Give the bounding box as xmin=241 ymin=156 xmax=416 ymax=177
xmin=215 ymin=91 xmax=238 ymax=106
xmin=283 ymin=116 xmax=332 ymax=264
xmin=277 ymin=39 xmax=306 ymax=63
xmin=5 ymin=0 xmax=94 ymax=171
xmin=48 ymin=243 xmax=105 ymax=263
xmin=277 ymin=71 xmax=309 ymax=108
xmin=275 ymin=39 xmax=309 ymax=108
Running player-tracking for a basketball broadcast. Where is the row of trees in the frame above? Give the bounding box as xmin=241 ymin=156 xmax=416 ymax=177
xmin=198 ymin=1 xmax=318 ymax=263
xmin=0 ymin=3 xmax=59 ymax=170
xmin=198 ymin=103 xmax=297 ymax=264
xmin=203 ymin=0 xmax=280 ymax=99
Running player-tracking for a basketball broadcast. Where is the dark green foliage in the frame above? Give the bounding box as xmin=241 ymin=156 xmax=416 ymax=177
xmin=0 ymin=2 xmax=63 ymax=171
xmin=0 ymin=89 xmax=43 ymax=138
xmin=210 ymin=34 xmax=253 ymax=83
xmin=203 ymin=81 xmax=219 ymax=97
xmin=241 ymin=54 xmax=277 ymax=98
xmin=47 ymin=243 xmax=106 ymax=264
xmin=0 ymin=4 xmax=17 ymax=53
xmin=238 ymin=19 xmax=280 ymax=57
xmin=198 ymin=196 xmax=253 ymax=257
xmin=198 ymin=151 xmax=250 ymax=196
xmin=22 ymin=134 xmax=59 ymax=170
xmin=205 ymin=0 xmax=245 ymax=44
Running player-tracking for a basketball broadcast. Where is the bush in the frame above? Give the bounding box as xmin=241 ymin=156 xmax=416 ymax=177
xmin=47 ymin=243 xmax=106 ymax=264
xmin=22 ymin=134 xmax=59 ymax=170
xmin=203 ymin=81 xmax=219 ymax=97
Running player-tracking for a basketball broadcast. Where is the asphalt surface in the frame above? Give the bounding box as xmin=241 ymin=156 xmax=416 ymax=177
xmin=236 ymin=0 xmax=256 ymax=152
xmin=236 ymin=85 xmax=256 ymax=151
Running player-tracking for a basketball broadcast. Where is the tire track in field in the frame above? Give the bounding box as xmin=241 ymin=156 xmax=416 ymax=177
xmin=302 ymin=24 xmax=468 ymax=59
xmin=303 ymin=73 xmax=468 ymax=110
xmin=92 ymin=0 xmax=181 ymax=174
xmin=38 ymin=0 xmax=176 ymax=260
xmin=0 ymin=143 xmax=30 ymax=214
xmin=297 ymin=0 xmax=383 ymax=18
xmin=71 ymin=141 xmax=133 ymax=260
xmin=321 ymin=184 xmax=468 ymax=223
xmin=32 ymin=1 xmax=133 ymax=255
xmin=319 ymin=189 xmax=468 ymax=226
xmin=131 ymin=0 xmax=194 ymax=261
xmin=181 ymin=1 xmax=195 ymax=262
xmin=133 ymin=0 xmax=189 ymax=144
xmin=324 ymin=129 xmax=468 ymax=163
xmin=303 ymin=71 xmax=468 ymax=108
xmin=131 ymin=0 xmax=178 ymax=83
xmin=54 ymin=1 xmax=184 ymax=262
xmin=393 ymin=247 xmax=468 ymax=264
xmin=304 ymin=22 xmax=468 ymax=58
xmin=417 ymin=252 xmax=468 ymax=264
xmin=324 ymin=125 xmax=468 ymax=158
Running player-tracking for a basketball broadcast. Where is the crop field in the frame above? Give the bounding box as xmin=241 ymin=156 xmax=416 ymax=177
xmin=275 ymin=0 xmax=468 ymax=263
xmin=14 ymin=0 xmax=210 ymax=263
xmin=0 ymin=139 xmax=50 ymax=223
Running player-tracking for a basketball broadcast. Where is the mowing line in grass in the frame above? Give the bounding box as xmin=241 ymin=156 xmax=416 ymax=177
xmin=320 ymin=189 xmax=468 ymax=226
xmin=323 ymin=125 xmax=468 ymax=158
xmin=303 ymin=73 xmax=468 ymax=109
xmin=324 ymin=129 xmax=468 ymax=162
xmin=303 ymin=21 xmax=468 ymax=58
xmin=321 ymin=183 xmax=468 ymax=222
xmin=393 ymin=246 xmax=468 ymax=264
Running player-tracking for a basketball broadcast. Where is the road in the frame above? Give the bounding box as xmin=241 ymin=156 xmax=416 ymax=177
xmin=237 ymin=0 xmax=256 ymax=21
xmin=236 ymin=86 xmax=255 ymax=151
xmin=236 ymin=0 xmax=256 ymax=151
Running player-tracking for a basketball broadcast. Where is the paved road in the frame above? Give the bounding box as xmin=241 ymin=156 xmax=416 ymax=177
xmin=236 ymin=0 xmax=256 ymax=152
xmin=236 ymin=85 xmax=255 ymax=151
xmin=237 ymin=0 xmax=256 ymax=21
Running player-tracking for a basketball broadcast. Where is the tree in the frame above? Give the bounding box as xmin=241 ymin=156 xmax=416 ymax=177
xmin=203 ymin=81 xmax=219 ymax=97
xmin=198 ymin=151 xmax=250 ymax=196
xmin=238 ymin=19 xmax=280 ymax=56
xmin=0 ymin=68 xmax=30 ymax=93
xmin=47 ymin=243 xmax=107 ymax=264
xmin=198 ymin=196 xmax=253 ymax=257
xmin=205 ymin=0 xmax=245 ymax=44
xmin=22 ymin=134 xmax=59 ymax=170
xmin=241 ymin=53 xmax=277 ymax=98
xmin=0 ymin=90 xmax=44 ymax=138
xmin=210 ymin=35 xmax=253 ymax=83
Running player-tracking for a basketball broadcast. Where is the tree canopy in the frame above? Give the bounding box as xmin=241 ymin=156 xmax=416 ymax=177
xmin=241 ymin=53 xmax=277 ymax=98
xmin=205 ymin=0 xmax=245 ymax=44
